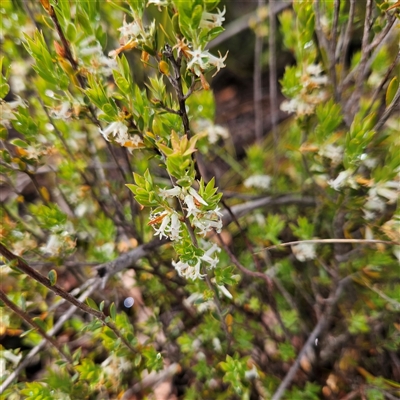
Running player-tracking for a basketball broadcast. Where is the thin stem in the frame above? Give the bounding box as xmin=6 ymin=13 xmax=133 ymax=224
xmin=217 ymin=233 xmax=291 ymax=340
xmin=0 ymin=279 xmax=100 ymax=394
xmin=259 ymin=238 xmax=399 ymax=253
xmin=0 ymin=243 xmax=137 ymax=355
xmin=269 ymin=0 xmax=279 ymax=174
xmin=254 ymin=0 xmax=265 ymax=143
xmin=338 ymin=0 xmax=356 ymax=89
xmin=271 ymin=276 xmax=352 ymax=400
xmin=0 ymin=289 xmax=73 ymax=363
xmin=365 ymin=52 xmax=400 ymax=116
xmin=373 ymin=84 xmax=400 ymax=131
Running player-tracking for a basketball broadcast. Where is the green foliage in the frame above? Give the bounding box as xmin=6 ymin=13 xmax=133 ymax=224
xmin=1 ymin=0 xmax=399 ymax=399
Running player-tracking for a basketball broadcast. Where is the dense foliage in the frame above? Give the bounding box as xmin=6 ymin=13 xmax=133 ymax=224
xmin=1 ymin=0 xmax=399 ymax=399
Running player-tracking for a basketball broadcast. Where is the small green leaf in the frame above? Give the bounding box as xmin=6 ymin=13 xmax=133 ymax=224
xmin=386 ymin=77 xmax=399 ymax=107
xmin=10 ymin=138 xmax=29 ymax=149
xmin=109 ymin=302 xmax=116 ymax=320
xmin=86 ymin=297 xmax=99 ymax=311
xmin=48 ymin=269 xmax=57 ymax=286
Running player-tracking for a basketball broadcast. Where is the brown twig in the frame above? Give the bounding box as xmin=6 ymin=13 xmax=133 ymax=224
xmin=269 ymin=0 xmax=279 ymax=172
xmin=271 ymin=276 xmax=353 ymax=400
xmin=0 ymin=289 xmax=73 ymax=364
xmin=0 ymin=243 xmax=137 ymax=355
xmin=254 ymin=0 xmax=265 ymax=144
xmin=259 ymin=238 xmax=400 ymax=253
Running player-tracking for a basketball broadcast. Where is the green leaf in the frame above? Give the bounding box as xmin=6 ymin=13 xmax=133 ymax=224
xmin=85 ymin=297 xmax=99 ymax=311
xmin=109 ymin=302 xmax=116 ymax=320
xmin=386 ymin=77 xmax=399 ymax=107
xmin=48 ymin=269 xmax=57 ymax=286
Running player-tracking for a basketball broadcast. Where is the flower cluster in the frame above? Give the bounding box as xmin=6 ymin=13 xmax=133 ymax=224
xmin=281 ymin=64 xmax=329 ymax=117
xmin=192 ymin=119 xmax=229 ymax=144
xmin=244 ymin=174 xmax=272 ymax=190
xmin=172 ymin=243 xmax=221 ymax=280
xmin=187 ymin=48 xmax=228 ymax=77
xmin=78 ymin=36 xmax=117 ymax=76
xmin=147 ymin=185 xmax=224 ymax=280
xmin=0 ymin=97 xmax=27 ymax=128
xmin=99 ymin=121 xmax=143 ymax=153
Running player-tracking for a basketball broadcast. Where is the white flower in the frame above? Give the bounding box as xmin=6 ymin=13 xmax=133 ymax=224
xmin=151 ymin=212 xmax=182 ymax=241
xmin=328 ymin=169 xmax=357 ymax=191
xmin=200 ymin=243 xmax=221 ymax=269
xmin=152 ymin=212 xmax=171 ymax=239
xmin=187 ymin=48 xmax=227 ymax=77
xmin=100 ymin=121 xmax=129 ymax=144
xmin=169 ymin=213 xmax=182 ymax=240
xmin=184 ymin=194 xmax=200 ymax=217
xmin=147 ymin=0 xmax=169 ymax=9
xmin=217 ymin=284 xmax=233 ymax=299
xmin=184 ymin=188 xmax=208 ymax=217
xmin=0 ymin=97 xmax=27 ymax=127
xmin=159 ymin=186 xmax=181 ymax=199
xmin=306 ymin=64 xmax=323 ymax=76
xmin=50 ymin=101 xmax=71 ymax=120
xmin=200 ymin=7 xmax=226 ymax=29
xmin=189 ymin=187 xmax=208 ymax=205
xmin=292 ymin=242 xmax=316 ymax=262
xmin=193 ymin=213 xmax=223 ymax=236
xmin=172 ymin=258 xmax=206 ymax=280
xmin=318 ymin=144 xmax=343 ymax=167
xmin=208 ymin=51 xmax=228 ymax=76
xmin=118 ymin=17 xmax=142 ymax=43
xmin=193 ymin=119 xmax=229 ymax=144
xmin=244 ymin=174 xmax=272 ymax=190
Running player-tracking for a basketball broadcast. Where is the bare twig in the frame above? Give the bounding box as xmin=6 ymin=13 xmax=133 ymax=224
xmin=271 ymin=276 xmax=352 ymax=400
xmin=259 ymin=238 xmax=400 ymax=253
xmin=0 ymin=289 xmax=73 ymax=363
xmin=217 ymin=233 xmax=291 ymax=340
xmin=269 ymin=0 xmax=279 ymax=178
xmin=0 ymin=243 xmax=138 ymax=355
xmin=338 ymin=0 xmax=356 ymax=89
xmin=254 ymin=1 xmax=266 ymax=143
xmin=208 ymin=2 xmax=292 ymax=49
xmin=373 ymin=84 xmax=400 ymax=131
xmin=0 ymin=280 xmax=100 ymax=394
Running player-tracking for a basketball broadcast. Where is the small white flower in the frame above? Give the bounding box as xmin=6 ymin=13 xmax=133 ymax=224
xmin=200 ymin=243 xmax=220 ymax=269
xmin=217 ymin=284 xmax=233 ymax=299
xmin=328 ymin=169 xmax=356 ymax=191
xmin=0 ymin=97 xmax=27 ymax=127
xmin=172 ymin=258 xmax=206 ymax=280
xmin=187 ymin=48 xmax=210 ymax=75
xmin=169 ymin=212 xmax=182 ymax=240
xmin=189 ymin=187 xmax=208 ymax=205
xmin=50 ymin=101 xmax=71 ymax=120
xmin=152 ymin=213 xmax=171 ymax=239
xmin=292 ymin=242 xmax=316 ymax=262
xmin=187 ymin=48 xmax=227 ymax=77
xmin=207 ymin=51 xmax=228 ymax=76
xmin=159 ymin=186 xmax=181 ymax=199
xmin=100 ymin=121 xmax=129 ymax=144
xmin=212 ymin=337 xmax=222 ymax=352
xmin=118 ymin=17 xmax=142 ymax=43
xmin=244 ymin=174 xmax=272 ymax=190
xmin=199 ymin=7 xmax=226 ymax=29
xmin=193 ymin=214 xmax=223 ymax=236
xmin=318 ymin=144 xmax=343 ymax=167
xmin=306 ymin=64 xmax=323 ymax=76
xmin=193 ymin=119 xmax=229 ymax=144
xmin=147 ymin=0 xmax=169 ymax=9
xmin=184 ymin=194 xmax=201 ymax=217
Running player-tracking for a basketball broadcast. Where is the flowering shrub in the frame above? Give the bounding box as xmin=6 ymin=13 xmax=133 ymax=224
xmin=1 ymin=0 xmax=399 ymax=399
